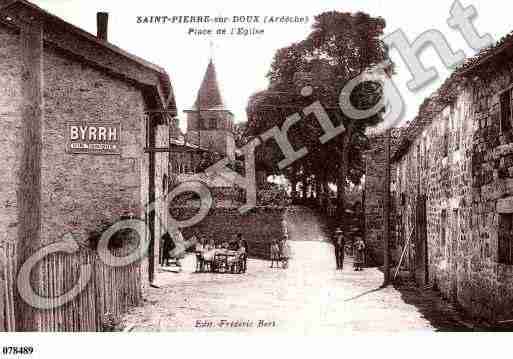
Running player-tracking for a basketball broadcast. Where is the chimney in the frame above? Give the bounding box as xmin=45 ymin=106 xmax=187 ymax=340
xmin=97 ymin=12 xmax=109 ymax=41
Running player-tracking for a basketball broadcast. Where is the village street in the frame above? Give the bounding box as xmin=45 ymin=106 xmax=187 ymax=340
xmin=120 ymin=208 xmax=468 ymax=333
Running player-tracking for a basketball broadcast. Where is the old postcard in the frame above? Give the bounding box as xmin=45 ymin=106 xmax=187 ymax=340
xmin=0 ymin=0 xmax=511 ymax=356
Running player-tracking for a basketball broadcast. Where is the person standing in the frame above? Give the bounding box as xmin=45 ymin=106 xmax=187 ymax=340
xmin=354 ymin=238 xmax=366 ymax=271
xmin=280 ymin=237 xmax=292 ymax=269
xmin=237 ymin=233 xmax=248 ymax=273
xmin=229 ymin=234 xmax=239 ymax=251
xmin=334 ymin=228 xmax=345 ymax=269
xmin=270 ymin=240 xmax=280 ymax=268
xmin=160 ymin=232 xmax=174 ymax=266
xmin=195 ymin=237 xmax=205 ymax=272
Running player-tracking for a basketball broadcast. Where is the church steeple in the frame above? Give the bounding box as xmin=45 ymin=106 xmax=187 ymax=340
xmin=185 ymin=58 xmax=235 ymax=160
xmin=193 ymin=60 xmax=225 ymax=110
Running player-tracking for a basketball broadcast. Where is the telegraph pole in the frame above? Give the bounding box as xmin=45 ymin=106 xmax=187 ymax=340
xmin=383 ymin=128 xmax=391 ymax=286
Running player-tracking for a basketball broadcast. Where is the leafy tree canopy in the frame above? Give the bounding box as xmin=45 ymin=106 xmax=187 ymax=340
xmin=246 ymin=10 xmax=391 ymax=194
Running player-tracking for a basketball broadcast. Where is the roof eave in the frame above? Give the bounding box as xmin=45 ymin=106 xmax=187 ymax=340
xmin=0 ymin=0 xmax=177 ymax=113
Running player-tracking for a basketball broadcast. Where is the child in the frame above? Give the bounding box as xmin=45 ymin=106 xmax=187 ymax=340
xmin=354 ymin=238 xmax=366 ymax=271
xmin=280 ymin=238 xmax=292 ymax=269
xmin=205 ymin=238 xmax=214 ymax=251
xmin=270 ymin=240 xmax=280 ymax=268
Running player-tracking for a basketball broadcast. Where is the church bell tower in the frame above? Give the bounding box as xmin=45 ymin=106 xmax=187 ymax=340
xmin=185 ymin=59 xmax=235 ymax=160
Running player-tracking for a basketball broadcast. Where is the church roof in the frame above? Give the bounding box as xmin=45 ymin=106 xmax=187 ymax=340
xmin=192 ymin=60 xmax=227 ymax=111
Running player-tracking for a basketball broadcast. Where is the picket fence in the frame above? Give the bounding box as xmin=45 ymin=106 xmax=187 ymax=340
xmin=0 ymin=242 xmax=142 ymax=332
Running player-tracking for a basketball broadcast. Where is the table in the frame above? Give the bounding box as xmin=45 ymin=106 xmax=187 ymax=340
xmin=212 ymin=250 xmax=239 ymax=273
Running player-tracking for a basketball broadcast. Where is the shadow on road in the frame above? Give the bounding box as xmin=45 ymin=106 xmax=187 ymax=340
xmin=393 ymin=282 xmax=474 ymax=332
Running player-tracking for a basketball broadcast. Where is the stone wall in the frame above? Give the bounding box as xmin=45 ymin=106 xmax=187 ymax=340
xmin=392 ymin=63 xmax=513 ymax=322
xmin=173 ymin=206 xmax=287 ymax=259
xmin=462 ymin=67 xmax=513 ymax=322
xmin=0 ymin=25 xmax=21 ymax=249
xmin=0 ymin=7 xmax=173 ymax=329
xmin=186 ymin=110 xmax=235 ymax=159
xmin=41 ymin=46 xmax=148 ymax=246
xmin=363 ymin=129 xmax=402 ymax=265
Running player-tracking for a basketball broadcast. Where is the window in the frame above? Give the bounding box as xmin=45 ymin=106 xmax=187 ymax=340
xmin=442 ymin=118 xmax=449 ymax=158
xmin=423 ymin=137 xmax=428 ymax=170
xmin=209 ymin=118 xmax=217 ymax=129
xmin=416 ymin=144 xmax=421 ymax=172
xmin=453 ymin=104 xmax=460 ymax=151
xmin=462 ymin=102 xmax=467 ymax=136
xmin=441 ymin=209 xmax=447 ymax=250
xmin=450 ymin=104 xmax=455 ymax=133
xmin=499 ymin=213 xmax=513 ymax=265
xmin=452 ymin=209 xmax=459 ymax=243
xmin=500 ymin=89 xmax=512 ymax=133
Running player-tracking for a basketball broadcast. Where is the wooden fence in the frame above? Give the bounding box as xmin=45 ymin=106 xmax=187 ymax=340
xmin=0 ymin=243 xmax=142 ymax=332
xmin=0 ymin=243 xmax=17 ymax=331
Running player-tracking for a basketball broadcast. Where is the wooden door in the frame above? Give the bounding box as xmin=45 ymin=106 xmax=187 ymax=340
xmin=415 ymin=195 xmax=428 ymax=286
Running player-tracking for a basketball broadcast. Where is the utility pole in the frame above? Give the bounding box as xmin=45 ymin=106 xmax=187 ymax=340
xmin=383 ymin=128 xmax=391 ymax=286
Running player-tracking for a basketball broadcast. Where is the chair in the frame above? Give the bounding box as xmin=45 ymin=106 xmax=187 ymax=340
xmin=215 ymin=253 xmax=231 ymax=273
xmin=227 ymin=254 xmax=244 ymax=274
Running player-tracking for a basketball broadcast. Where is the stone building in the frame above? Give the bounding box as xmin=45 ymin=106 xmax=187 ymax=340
xmin=389 ymin=33 xmax=513 ymax=322
xmin=0 ymin=0 xmax=175 ymax=329
xmin=166 ymin=59 xmax=236 ymax=184
xmin=166 ymin=58 xmax=240 ymax=206
xmin=363 ymin=129 xmax=403 ymax=265
xmin=183 ymin=59 xmax=236 ymax=161
xmin=168 ymin=59 xmax=289 ymax=258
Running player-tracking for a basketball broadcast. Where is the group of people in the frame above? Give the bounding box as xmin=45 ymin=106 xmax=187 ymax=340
xmin=270 ymin=237 xmax=292 ymax=269
xmin=333 ymin=227 xmax=366 ymax=271
xmin=194 ymin=233 xmax=248 ymax=273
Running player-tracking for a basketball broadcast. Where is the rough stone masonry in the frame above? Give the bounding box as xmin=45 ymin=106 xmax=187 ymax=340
xmin=368 ymin=32 xmax=513 ymax=323
xmin=0 ymin=0 xmax=175 ymax=330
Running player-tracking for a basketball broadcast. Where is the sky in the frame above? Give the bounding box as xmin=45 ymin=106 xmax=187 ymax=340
xmin=32 ymin=0 xmax=513 ymax=132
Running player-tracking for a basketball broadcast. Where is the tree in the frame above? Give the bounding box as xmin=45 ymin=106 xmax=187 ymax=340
xmin=246 ymin=11 xmax=391 ymax=222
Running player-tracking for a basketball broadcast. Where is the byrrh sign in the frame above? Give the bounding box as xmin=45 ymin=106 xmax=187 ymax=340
xmin=66 ymin=123 xmax=121 ymax=155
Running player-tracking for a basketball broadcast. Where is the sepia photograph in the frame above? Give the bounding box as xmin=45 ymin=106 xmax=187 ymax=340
xmin=0 ymin=0 xmax=512 ymax=356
